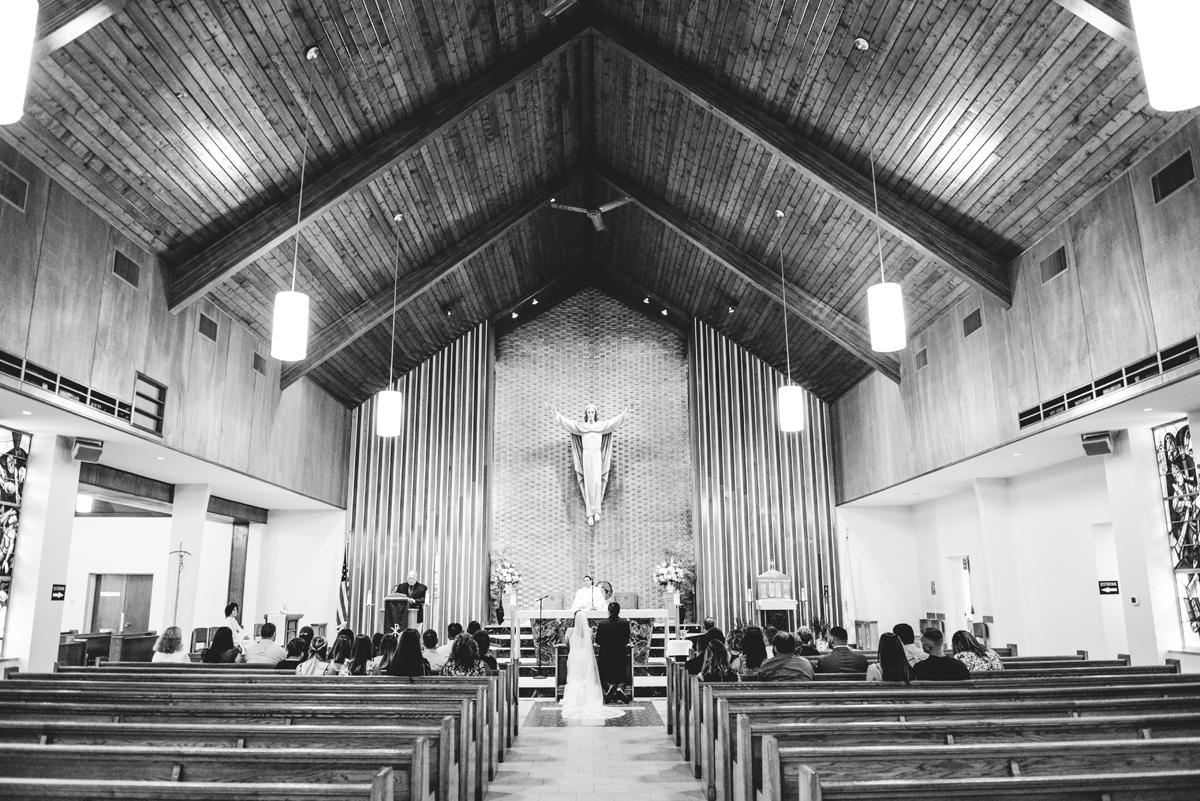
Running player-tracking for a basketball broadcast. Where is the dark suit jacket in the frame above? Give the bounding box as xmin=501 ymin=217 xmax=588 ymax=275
xmin=594 ymin=614 xmax=631 ymax=686
xmin=391 ymin=581 xmax=428 ymax=624
xmin=815 ymin=645 xmax=869 ymax=673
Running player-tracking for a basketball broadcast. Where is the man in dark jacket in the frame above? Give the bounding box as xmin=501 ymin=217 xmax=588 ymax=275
xmin=752 ymin=632 xmax=814 ymax=682
xmin=595 ymin=601 xmax=632 ymax=703
xmin=391 ymin=570 xmax=428 ymax=624
xmin=815 ymin=626 xmax=869 ymax=673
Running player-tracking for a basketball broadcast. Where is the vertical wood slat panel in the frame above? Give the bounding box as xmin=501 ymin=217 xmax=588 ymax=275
xmin=689 ymin=320 xmax=841 ymax=629
xmin=345 ymin=322 xmax=493 ymax=636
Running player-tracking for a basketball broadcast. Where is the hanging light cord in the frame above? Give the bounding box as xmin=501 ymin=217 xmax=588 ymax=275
xmin=869 ymin=148 xmax=886 ymax=284
xmin=387 ymin=219 xmax=402 ymax=389
xmin=290 ymin=51 xmax=318 ymax=293
xmin=775 ymin=210 xmax=793 ymax=386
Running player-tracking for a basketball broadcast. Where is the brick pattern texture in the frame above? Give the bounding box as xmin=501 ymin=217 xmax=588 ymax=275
xmin=492 ymin=288 xmax=692 ymax=611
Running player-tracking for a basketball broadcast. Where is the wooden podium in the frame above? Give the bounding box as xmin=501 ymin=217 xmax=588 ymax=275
xmin=384 ymin=593 xmax=421 ymax=632
xmin=265 ymin=613 xmax=303 ymax=643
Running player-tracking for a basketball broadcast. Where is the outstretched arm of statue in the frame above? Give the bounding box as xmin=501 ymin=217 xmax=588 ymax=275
xmin=548 ymin=403 xmax=586 ymax=435
xmin=595 ymin=408 xmax=630 ymax=433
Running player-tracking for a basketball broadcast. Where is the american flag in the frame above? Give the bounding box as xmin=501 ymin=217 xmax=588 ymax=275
xmin=336 ymin=535 xmax=350 ymax=629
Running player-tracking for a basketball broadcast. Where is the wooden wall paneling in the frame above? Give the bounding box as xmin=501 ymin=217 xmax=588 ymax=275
xmin=25 ymin=182 xmax=111 ymax=383
xmin=0 ymin=144 xmax=49 ymax=356
xmin=948 ymin=288 xmax=1003 ymax=456
xmin=899 ymin=323 xmax=938 ymax=477
xmin=1069 ymin=174 xmax=1157 ymax=375
xmin=247 ymin=347 xmax=284 ymax=486
xmin=832 ymin=373 xmax=911 ymax=503
xmin=1018 ymin=223 xmax=1092 ymax=398
xmin=982 ymin=265 xmax=1042 ymax=444
xmin=1129 ymin=119 xmax=1200 ymax=347
xmin=141 ymin=260 xmax=193 ymax=451
xmin=303 ymin=380 xmax=350 ymax=508
xmin=89 ymin=230 xmax=153 ymax=398
xmin=179 ymin=300 xmax=231 ymax=461
xmin=216 ymin=323 xmax=258 ymax=474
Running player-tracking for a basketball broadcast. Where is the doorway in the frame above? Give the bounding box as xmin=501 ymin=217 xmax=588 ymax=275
xmin=85 ymin=574 xmax=153 ymax=633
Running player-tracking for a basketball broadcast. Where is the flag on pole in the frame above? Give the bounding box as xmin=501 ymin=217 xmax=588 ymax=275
xmin=337 ymin=535 xmax=350 ymax=629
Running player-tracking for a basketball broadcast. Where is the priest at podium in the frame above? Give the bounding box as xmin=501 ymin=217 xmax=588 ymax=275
xmin=390 ymin=570 xmax=428 ymax=624
xmin=570 ymin=575 xmax=609 ymax=612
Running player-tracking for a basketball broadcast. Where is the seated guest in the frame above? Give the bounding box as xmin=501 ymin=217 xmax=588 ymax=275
xmin=438 ymin=623 xmax=464 ymax=657
xmin=796 ymin=626 xmax=821 ymax=657
xmin=952 ymin=630 xmax=1004 ymax=671
xmin=441 ymin=632 xmax=491 ymax=676
xmin=473 ymin=630 xmax=499 ymax=674
xmin=815 ymin=626 xmax=869 ymax=673
xmin=297 ymin=625 xmax=314 ymax=647
xmin=423 ymin=629 xmax=448 ymax=672
xmin=371 ymin=632 xmax=399 ymax=675
xmin=324 ymin=635 xmax=352 ymax=676
xmin=866 ymin=632 xmax=912 ymax=683
xmin=751 ymin=632 xmax=814 ymax=682
xmin=201 ymin=627 xmax=240 ymax=663
xmin=686 ymin=620 xmax=725 ymax=675
xmin=340 ymin=634 xmax=375 ymax=676
xmin=275 ymin=637 xmax=309 ymax=671
xmin=699 ymin=640 xmax=739 ymax=682
xmin=297 ymin=636 xmax=329 ymax=676
xmin=466 ymin=620 xmax=482 ymax=635
xmin=152 ymin=626 xmax=191 ymax=663
xmin=893 ymin=623 xmax=929 ymax=667
xmin=731 ymin=626 xmax=768 ymax=674
xmin=388 ymin=629 xmax=430 ymax=677
xmin=763 ymin=626 xmax=778 ymax=657
xmin=239 ymin=622 xmax=287 ymax=666
xmin=912 ymin=628 xmax=971 ymax=681
xmin=371 ymin=631 xmax=385 ymax=659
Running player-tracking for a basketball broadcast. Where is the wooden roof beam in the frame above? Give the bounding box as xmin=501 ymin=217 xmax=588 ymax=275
xmin=33 ymin=0 xmax=131 ymax=61
xmin=1049 ymin=0 xmax=1138 ymax=51
xmin=168 ymin=16 xmax=588 ymax=312
xmin=591 ymin=19 xmax=1012 ymax=307
xmin=596 ymin=166 xmax=902 ymax=384
xmin=279 ymin=166 xmax=586 ymax=389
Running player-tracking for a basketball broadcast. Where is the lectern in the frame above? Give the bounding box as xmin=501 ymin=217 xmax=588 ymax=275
xmin=265 ymin=612 xmax=304 ymax=643
xmin=384 ymin=593 xmax=421 ymax=632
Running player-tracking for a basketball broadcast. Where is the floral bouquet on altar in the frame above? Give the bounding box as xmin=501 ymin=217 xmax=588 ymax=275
xmin=653 ymin=559 xmax=691 ymax=590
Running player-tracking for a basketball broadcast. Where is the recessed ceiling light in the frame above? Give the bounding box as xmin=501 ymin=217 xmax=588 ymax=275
xmin=1013 ymin=452 xmax=1021 ymax=456
xmin=532 ymin=299 xmax=539 ymax=306
xmin=1143 ymin=407 xmax=1154 ymax=412
xmin=156 ymin=456 xmax=164 ymax=461
xmin=20 ymin=411 xmax=31 ymax=416
xmin=75 ymin=495 xmax=93 ymax=514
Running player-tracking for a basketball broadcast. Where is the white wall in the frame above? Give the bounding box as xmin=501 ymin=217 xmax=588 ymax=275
xmin=254 ymin=510 xmax=344 ymax=634
xmin=838 ymin=507 xmax=922 ymax=631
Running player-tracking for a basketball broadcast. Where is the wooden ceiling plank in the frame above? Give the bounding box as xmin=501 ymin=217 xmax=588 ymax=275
xmin=279 ymin=165 xmax=584 ymax=388
xmin=1050 ymin=0 xmax=1137 ymax=50
xmin=593 ymin=19 xmax=1010 ymax=306
xmin=168 ymin=11 xmax=586 ymax=312
xmin=599 ymin=166 xmax=899 ymax=383
xmin=33 ymin=0 xmax=129 ymax=60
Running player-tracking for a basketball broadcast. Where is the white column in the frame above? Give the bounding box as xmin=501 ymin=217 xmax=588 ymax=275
xmin=1103 ymin=429 xmax=1178 ymax=664
xmin=973 ymin=478 xmax=1030 ymax=649
xmin=165 ymin=484 xmax=211 ymax=634
xmin=6 ymin=435 xmax=80 ymax=671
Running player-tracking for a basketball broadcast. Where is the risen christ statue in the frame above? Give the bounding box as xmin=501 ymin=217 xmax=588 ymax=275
xmin=548 ymin=403 xmax=630 ymax=526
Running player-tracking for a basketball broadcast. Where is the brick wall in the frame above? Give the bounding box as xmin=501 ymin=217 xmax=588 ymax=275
xmin=492 ymin=288 xmax=692 ymax=612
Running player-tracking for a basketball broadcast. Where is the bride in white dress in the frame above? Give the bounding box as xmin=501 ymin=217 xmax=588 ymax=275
xmin=560 ymin=610 xmax=625 ymax=720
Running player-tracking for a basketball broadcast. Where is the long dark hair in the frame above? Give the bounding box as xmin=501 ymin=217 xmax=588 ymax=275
xmin=740 ymin=626 xmax=767 ymax=670
xmin=702 ymin=640 xmax=733 ymax=678
xmin=951 ymin=630 xmax=989 ymax=658
xmin=447 ymin=632 xmax=479 ymax=670
xmin=328 ymin=636 xmax=352 ymax=666
xmin=877 ymin=632 xmax=912 ymax=684
xmin=389 ymin=628 xmax=426 ymax=677
xmin=202 ymin=627 xmax=235 ymax=663
xmin=347 ymin=635 xmax=373 ymax=675
xmin=371 ymin=632 xmax=385 ymax=656
xmin=375 ymin=633 xmax=399 ymax=673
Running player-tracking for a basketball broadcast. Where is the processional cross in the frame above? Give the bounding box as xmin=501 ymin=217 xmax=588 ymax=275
xmin=169 ymin=541 xmax=192 ymax=627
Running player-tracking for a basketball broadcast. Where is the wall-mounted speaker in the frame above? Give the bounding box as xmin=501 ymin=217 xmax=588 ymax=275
xmin=71 ymin=438 xmax=104 ymax=463
xmin=1081 ymin=431 xmax=1113 ymax=457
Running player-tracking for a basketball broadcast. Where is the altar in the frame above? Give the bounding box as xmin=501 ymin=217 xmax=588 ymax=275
xmin=512 ymin=608 xmax=670 ymax=667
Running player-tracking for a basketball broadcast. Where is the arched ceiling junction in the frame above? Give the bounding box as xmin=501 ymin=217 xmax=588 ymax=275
xmin=7 ymin=0 xmax=1190 ymax=406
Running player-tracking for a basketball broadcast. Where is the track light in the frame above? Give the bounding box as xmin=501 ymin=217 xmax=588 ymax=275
xmin=643 ymin=297 xmax=650 ymax=304
xmin=661 ymin=309 xmax=667 ymax=316
xmin=512 ymin=311 xmax=519 ymax=319
xmin=532 ymin=298 xmax=539 ymax=305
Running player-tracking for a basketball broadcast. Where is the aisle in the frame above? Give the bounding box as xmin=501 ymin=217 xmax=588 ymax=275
xmin=488 ymin=700 xmax=706 ymax=801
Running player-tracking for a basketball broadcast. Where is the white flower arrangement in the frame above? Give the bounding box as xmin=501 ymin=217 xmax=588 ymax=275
xmin=654 ymin=559 xmax=691 ymax=589
xmin=494 ymin=562 xmax=521 ymax=589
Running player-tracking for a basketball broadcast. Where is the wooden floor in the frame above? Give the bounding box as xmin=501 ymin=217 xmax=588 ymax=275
xmin=491 ymin=700 xmax=703 ymax=801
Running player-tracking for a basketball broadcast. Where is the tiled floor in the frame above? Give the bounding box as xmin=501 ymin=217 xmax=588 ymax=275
xmin=488 ymin=700 xmax=705 ymax=801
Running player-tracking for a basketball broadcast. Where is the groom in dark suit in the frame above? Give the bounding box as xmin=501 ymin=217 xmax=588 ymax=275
xmin=595 ymin=601 xmax=631 ymax=704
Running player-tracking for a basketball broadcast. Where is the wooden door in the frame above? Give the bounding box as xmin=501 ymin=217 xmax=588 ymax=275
xmin=122 ymin=574 xmax=153 ymax=632
xmin=88 ymin=574 xmax=153 ymax=632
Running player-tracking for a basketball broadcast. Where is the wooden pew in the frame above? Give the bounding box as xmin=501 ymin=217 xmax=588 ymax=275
xmin=0 ymin=742 xmax=431 ymax=801
xmin=0 ymin=700 xmax=477 ymax=801
xmin=0 ymin=773 xmax=395 ymax=800
xmin=0 ymin=718 xmax=458 ymax=801
xmin=761 ymin=734 xmax=1200 ymax=801
xmin=735 ymin=711 xmax=1200 ymax=801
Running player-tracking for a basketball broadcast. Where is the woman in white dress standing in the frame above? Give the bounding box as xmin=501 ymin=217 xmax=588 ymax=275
xmin=561 ymin=610 xmax=625 ymax=720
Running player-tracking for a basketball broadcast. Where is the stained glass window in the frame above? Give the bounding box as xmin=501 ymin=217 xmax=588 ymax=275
xmin=1153 ymin=419 xmax=1200 ymax=649
xmin=0 ymin=427 xmax=30 ymax=656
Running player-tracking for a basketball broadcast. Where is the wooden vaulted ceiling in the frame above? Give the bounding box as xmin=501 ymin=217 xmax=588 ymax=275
xmin=5 ymin=0 xmax=1194 ymax=406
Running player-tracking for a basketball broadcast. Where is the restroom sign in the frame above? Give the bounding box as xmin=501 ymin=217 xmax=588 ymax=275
xmin=50 ymin=584 xmax=66 ymax=601
xmin=1098 ymin=581 xmax=1119 ymax=595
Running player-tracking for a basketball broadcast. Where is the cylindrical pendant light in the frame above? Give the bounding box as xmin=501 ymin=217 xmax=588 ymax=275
xmin=375 ymin=213 xmax=405 ymax=437
xmin=271 ymin=47 xmax=319 ymax=363
xmin=1130 ymin=0 xmax=1200 ymax=112
xmin=773 ymin=209 xmax=805 ymax=432
xmin=866 ymin=151 xmax=907 ymax=352
xmin=375 ymin=388 xmax=403 ymax=437
xmin=270 ymin=290 xmax=310 ymax=361
xmin=0 ymin=0 xmax=38 ymax=126
xmin=867 ymin=282 xmax=906 ymax=352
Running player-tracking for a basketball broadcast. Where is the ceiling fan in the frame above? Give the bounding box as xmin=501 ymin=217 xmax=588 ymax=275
xmin=549 ymin=196 xmax=632 ymax=232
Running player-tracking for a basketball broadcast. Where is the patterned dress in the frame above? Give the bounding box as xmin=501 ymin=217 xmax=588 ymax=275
xmin=954 ymin=649 xmax=1004 ymax=671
